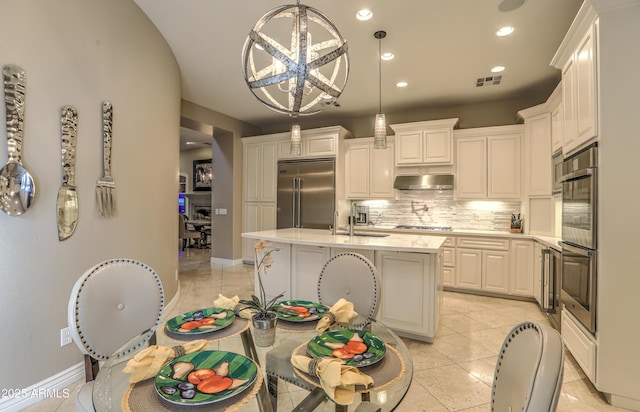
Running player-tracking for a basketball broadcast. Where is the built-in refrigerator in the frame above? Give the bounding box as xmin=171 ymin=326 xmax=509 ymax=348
xmin=277 ymin=158 xmax=335 ymax=229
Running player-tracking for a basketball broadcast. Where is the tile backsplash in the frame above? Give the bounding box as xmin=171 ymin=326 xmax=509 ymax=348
xmin=356 ymin=191 xmax=520 ymax=232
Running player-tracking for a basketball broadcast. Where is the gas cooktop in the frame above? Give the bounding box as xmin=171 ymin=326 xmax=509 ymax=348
xmin=394 ymin=225 xmax=453 ymax=231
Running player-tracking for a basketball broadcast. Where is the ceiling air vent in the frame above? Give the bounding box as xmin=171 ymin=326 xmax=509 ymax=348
xmin=476 ymin=75 xmax=502 ymax=87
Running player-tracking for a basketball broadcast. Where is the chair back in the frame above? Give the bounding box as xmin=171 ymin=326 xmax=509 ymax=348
xmin=178 ymin=214 xmax=187 ymax=237
xmin=317 ymin=252 xmax=379 ymax=327
xmin=67 ymin=258 xmax=164 ymax=361
xmin=492 ymin=322 xmax=564 ymax=412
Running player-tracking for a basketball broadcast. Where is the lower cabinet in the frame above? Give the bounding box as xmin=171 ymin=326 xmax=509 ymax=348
xmin=242 ymin=202 xmax=276 ymax=262
xmin=509 ymin=240 xmax=534 ymax=297
xmin=291 ymin=245 xmax=330 ymax=302
xmin=376 ymin=251 xmax=440 ymax=342
xmin=254 ymin=241 xmax=291 ymax=302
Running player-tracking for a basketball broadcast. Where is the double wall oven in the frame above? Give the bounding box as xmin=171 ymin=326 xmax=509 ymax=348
xmin=560 ymin=143 xmax=597 ymax=334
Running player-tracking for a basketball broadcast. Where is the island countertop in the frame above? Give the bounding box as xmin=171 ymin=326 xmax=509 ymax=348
xmin=241 ymin=228 xmax=446 ymax=253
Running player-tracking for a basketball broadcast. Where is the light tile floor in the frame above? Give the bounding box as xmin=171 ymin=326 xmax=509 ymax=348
xmin=25 ymin=248 xmax=629 ymax=411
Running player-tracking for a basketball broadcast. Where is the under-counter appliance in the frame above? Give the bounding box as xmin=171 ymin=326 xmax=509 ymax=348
xmin=277 ymin=158 xmax=335 ymax=229
xmin=540 ymin=246 xmax=562 ymax=331
xmin=560 ymin=143 xmax=597 ymax=334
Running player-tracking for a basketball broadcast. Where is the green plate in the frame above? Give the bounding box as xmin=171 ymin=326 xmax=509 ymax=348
xmin=307 ymin=329 xmax=386 ymax=367
xmin=164 ymin=308 xmax=235 ymax=335
xmin=155 ymin=350 xmax=257 ymax=406
xmin=274 ymin=300 xmax=330 ymax=322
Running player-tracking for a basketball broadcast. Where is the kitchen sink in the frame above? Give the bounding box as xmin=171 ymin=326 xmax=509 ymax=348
xmin=394 ymin=225 xmax=453 ymax=231
xmin=335 ymin=231 xmax=390 ymax=237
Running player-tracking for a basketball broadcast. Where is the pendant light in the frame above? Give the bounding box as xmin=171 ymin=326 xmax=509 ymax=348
xmin=290 ymin=121 xmax=302 ymax=156
xmin=373 ymin=30 xmax=387 ymax=149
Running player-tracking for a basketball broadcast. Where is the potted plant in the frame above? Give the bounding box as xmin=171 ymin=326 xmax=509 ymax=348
xmin=239 ymin=240 xmax=283 ymax=346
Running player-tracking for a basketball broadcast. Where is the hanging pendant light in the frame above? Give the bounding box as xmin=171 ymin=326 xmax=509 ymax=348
xmin=290 ymin=121 xmax=302 ymax=156
xmin=373 ymin=31 xmax=387 ymax=149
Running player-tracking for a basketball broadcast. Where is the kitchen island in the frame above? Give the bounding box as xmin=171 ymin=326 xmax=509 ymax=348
xmin=242 ymin=228 xmax=446 ymax=342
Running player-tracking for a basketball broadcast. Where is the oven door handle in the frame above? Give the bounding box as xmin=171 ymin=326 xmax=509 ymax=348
xmin=559 ymin=241 xmax=594 ymax=256
xmin=561 ymin=167 xmax=595 ymax=182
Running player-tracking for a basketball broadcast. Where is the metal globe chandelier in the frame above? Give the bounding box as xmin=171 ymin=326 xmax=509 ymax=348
xmin=241 ymin=1 xmax=349 ymax=117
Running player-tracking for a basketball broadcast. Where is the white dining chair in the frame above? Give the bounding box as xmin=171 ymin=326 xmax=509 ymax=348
xmin=67 ymin=258 xmax=164 ymax=412
xmin=317 ymin=252 xmax=380 ymax=328
xmin=492 ymin=321 xmax=564 ymax=412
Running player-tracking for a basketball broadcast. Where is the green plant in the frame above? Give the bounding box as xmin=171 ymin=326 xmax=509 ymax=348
xmin=239 ymin=240 xmax=284 ymax=319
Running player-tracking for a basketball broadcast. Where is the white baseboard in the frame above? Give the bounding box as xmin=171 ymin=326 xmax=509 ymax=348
xmin=0 ymin=362 xmax=84 ymax=412
xmin=210 ymin=257 xmax=245 ymax=266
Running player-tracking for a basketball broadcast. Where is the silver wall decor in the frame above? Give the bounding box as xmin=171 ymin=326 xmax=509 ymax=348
xmin=96 ymin=101 xmax=117 ymax=217
xmin=57 ymin=106 xmax=79 ymax=240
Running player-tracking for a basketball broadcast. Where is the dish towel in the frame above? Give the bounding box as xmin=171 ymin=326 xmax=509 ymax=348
xmin=291 ymin=354 xmax=374 ymax=405
xmin=213 ymin=294 xmax=255 ymax=320
xmin=123 ymin=339 xmax=208 ymax=383
xmin=315 ymin=298 xmax=358 ymax=332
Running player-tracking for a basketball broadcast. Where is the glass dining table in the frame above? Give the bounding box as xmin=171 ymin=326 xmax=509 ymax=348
xmin=91 ymin=315 xmax=412 ymax=411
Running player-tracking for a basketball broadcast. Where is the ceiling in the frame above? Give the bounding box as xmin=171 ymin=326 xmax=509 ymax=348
xmin=133 ymin=0 xmax=583 ymax=149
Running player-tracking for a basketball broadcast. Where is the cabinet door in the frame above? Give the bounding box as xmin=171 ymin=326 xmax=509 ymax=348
xmin=488 ymin=134 xmax=521 ymax=199
xmin=242 ymin=203 xmax=260 ymax=261
xmin=261 ymin=141 xmax=278 ymax=202
xmin=456 ymin=248 xmax=482 ymax=290
xmin=442 ymin=247 xmax=455 ymax=267
xmin=305 ymin=134 xmax=336 ymax=157
xmin=455 ymin=137 xmax=487 ymax=199
xmin=255 ymin=241 xmax=291 ymax=302
xmin=244 ymin=143 xmax=261 ymax=201
xmin=551 ymin=103 xmax=563 ymax=154
xmin=510 ymin=241 xmax=534 ymax=297
xmin=395 ymin=131 xmax=423 ymax=165
xmin=370 ymin=144 xmax=394 ymax=198
xmin=575 ymin=24 xmax=597 ymax=146
xmin=423 ymin=130 xmax=452 ymax=164
xmin=443 ymin=266 xmax=455 ymax=287
xmin=291 ymin=245 xmax=330 ymax=301
xmin=260 ymin=203 xmax=277 ymax=231
xmin=562 ymin=58 xmax=578 ymax=153
xmin=524 ymin=113 xmax=551 ymax=196
xmin=482 ymin=250 xmax=510 ymax=293
xmin=345 ymin=144 xmax=370 ymax=199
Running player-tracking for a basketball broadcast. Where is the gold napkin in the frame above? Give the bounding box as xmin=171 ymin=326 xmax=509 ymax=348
xmin=123 ymin=340 xmax=208 ymax=383
xmin=291 ymin=355 xmax=373 ymax=405
xmin=213 ymin=294 xmax=254 ymax=319
xmin=316 ymin=298 xmax=358 ymax=332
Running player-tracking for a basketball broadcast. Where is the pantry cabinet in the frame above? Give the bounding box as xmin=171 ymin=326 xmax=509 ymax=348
xmin=454 ymin=125 xmax=522 ymax=200
xmin=390 ymin=118 xmax=458 ymax=166
xmin=242 ymin=202 xmax=277 ymax=261
xmin=243 ymin=139 xmax=277 ymax=202
xmin=344 ymin=137 xmax=394 ymax=199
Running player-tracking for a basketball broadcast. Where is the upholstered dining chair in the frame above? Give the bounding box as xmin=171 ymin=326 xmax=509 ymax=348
xmin=492 ymin=321 xmax=564 ymax=412
xmin=317 ymin=252 xmax=380 ymax=328
xmin=178 ymin=213 xmax=202 ymax=250
xmin=67 ymin=258 xmax=165 ymax=412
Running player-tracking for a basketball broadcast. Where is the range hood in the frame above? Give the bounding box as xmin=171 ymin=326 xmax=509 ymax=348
xmin=393 ymin=174 xmax=454 ymax=190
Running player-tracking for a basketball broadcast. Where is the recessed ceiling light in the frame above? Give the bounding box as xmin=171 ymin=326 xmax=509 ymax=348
xmin=356 ymin=9 xmax=373 ymax=21
xmin=186 ymin=141 xmax=197 ymax=145
xmin=396 ymin=81 xmax=408 ymax=87
xmin=496 ymin=26 xmax=515 ymax=37
xmin=491 ymin=66 xmax=506 ymax=73
xmin=322 ymin=94 xmax=333 ymax=99
xmin=381 ymin=52 xmax=394 ymax=61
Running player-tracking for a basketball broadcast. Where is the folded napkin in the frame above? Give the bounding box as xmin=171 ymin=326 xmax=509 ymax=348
xmin=291 ymin=355 xmax=373 ymax=405
xmin=316 ymin=298 xmax=358 ymax=332
xmin=213 ymin=294 xmax=254 ymax=319
xmin=123 ymin=340 xmax=208 ymax=383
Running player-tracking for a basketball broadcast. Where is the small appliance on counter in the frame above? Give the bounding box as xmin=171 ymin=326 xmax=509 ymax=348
xmin=355 ymin=205 xmax=369 ymax=225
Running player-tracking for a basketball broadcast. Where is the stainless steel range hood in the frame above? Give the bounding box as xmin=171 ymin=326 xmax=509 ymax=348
xmin=393 ymin=174 xmax=454 ymax=190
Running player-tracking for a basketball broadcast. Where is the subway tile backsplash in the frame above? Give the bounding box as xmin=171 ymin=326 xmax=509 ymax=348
xmin=357 ymin=191 xmax=520 ymax=232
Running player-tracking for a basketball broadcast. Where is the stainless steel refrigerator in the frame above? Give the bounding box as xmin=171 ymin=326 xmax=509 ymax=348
xmin=277 ymin=158 xmax=335 ymax=229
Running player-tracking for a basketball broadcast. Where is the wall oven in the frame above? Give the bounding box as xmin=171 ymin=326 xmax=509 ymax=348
xmin=560 ymin=143 xmax=597 ymax=334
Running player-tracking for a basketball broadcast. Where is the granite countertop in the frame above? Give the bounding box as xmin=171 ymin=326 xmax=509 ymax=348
xmin=241 ymin=228 xmax=446 ymax=253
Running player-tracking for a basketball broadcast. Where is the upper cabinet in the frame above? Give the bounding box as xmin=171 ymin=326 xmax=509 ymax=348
xmin=344 ymin=137 xmax=395 ymax=199
xmin=454 ymin=125 xmax=523 ymax=200
xmin=277 ymin=126 xmax=352 ymax=159
xmin=551 ymin=5 xmax=598 ymax=156
xmin=518 ymin=104 xmax=552 ymax=197
xmin=390 ymin=118 xmax=458 ymax=166
xmin=243 ymin=138 xmax=277 ymax=202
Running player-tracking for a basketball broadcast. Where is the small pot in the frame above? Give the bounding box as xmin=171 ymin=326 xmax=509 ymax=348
xmin=252 ymin=312 xmax=278 ymax=347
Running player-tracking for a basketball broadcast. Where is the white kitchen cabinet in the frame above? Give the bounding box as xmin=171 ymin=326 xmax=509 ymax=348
xmin=510 ymin=240 xmax=534 ymax=297
xmin=551 ymin=101 xmax=563 ymax=154
xmin=291 ymin=245 xmax=330 ymax=302
xmin=242 ymin=202 xmax=277 ymax=262
xmin=523 ymin=111 xmax=552 ymax=196
xmin=554 ymin=17 xmax=598 ymax=156
xmin=562 ymin=310 xmax=597 ymax=382
xmin=278 ymin=133 xmax=337 ymax=159
xmin=243 ymin=139 xmax=277 ymax=202
xmin=390 ymin=118 xmax=458 ymax=166
xmin=456 ymin=248 xmax=482 ymax=290
xmin=454 ymin=126 xmax=522 ymax=200
xmin=344 ymin=137 xmax=394 ymax=199
xmin=330 ymin=247 xmax=375 ymax=262
xmin=482 ymin=250 xmax=510 ymax=294
xmin=454 ymin=237 xmax=511 ymax=294
xmin=376 ymin=250 xmax=440 ymax=342
xmin=253 ymin=241 xmax=291 ymax=302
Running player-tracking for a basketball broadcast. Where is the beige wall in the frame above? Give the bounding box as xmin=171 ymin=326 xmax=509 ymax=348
xmin=0 ymin=0 xmax=180 ymax=391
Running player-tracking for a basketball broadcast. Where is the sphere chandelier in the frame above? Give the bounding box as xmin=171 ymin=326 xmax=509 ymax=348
xmin=241 ymin=1 xmax=349 ymax=117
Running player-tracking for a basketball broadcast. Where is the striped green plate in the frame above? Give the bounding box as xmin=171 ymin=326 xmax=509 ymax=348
xmin=155 ymin=350 xmax=257 ymax=406
xmin=274 ymin=300 xmax=329 ymax=322
xmin=164 ymin=307 xmax=235 ymax=335
xmin=307 ymin=329 xmax=386 ymax=368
